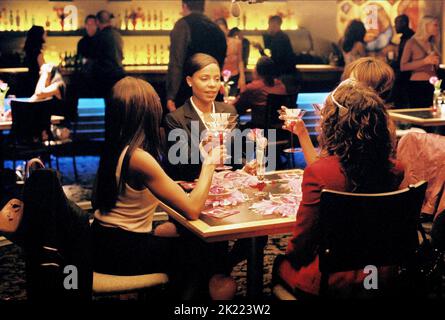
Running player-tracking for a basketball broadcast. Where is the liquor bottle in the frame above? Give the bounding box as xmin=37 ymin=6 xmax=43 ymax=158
xmin=146 ymin=44 xmax=151 ymax=65
xmin=242 ymin=13 xmax=246 ymax=30
xmin=9 ymin=10 xmax=14 ymax=31
xmin=15 ymin=10 xmax=20 ymax=31
xmin=124 ymin=9 xmax=129 ymax=30
xmin=153 ymin=44 xmax=158 ymax=65
xmin=31 ymin=14 xmax=35 ymax=26
xmin=45 ymin=16 xmax=50 ymax=30
xmin=159 ymin=44 xmax=164 ymax=65
xmin=24 ymin=10 xmax=28 ymax=30
xmin=147 ymin=10 xmax=151 ymax=30
xmin=153 ymin=10 xmax=157 ymax=30
xmin=159 ymin=10 xmax=163 ymax=30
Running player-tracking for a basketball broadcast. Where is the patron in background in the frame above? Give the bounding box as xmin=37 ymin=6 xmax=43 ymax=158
xmin=254 ymin=15 xmax=295 ymax=76
xmin=91 ymin=10 xmax=124 ymax=99
xmin=77 ymin=15 xmax=98 ymax=63
xmin=401 ymin=16 xmax=440 ymax=108
xmin=166 ymin=0 xmax=227 ymax=112
xmin=340 ymin=20 xmax=367 ymax=65
xmin=228 ymin=27 xmax=250 ymax=69
xmin=30 ymin=63 xmax=65 ymax=103
xmin=234 ymin=56 xmax=287 ymax=114
xmin=274 ymin=80 xmax=403 ymax=298
xmin=389 ymin=14 xmax=414 ymax=108
xmin=215 ymin=18 xmax=246 ymax=95
xmin=23 ymin=25 xmax=46 ymax=97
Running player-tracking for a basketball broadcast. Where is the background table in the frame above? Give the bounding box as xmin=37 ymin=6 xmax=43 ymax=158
xmin=389 ymin=108 xmax=445 ymax=127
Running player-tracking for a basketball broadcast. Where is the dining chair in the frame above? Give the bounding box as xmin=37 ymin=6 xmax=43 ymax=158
xmin=8 ymin=99 xmax=78 ymax=181
xmin=17 ymin=166 xmax=169 ymax=301
xmin=317 ymin=181 xmax=427 ymax=298
xmin=273 ymin=181 xmax=428 ymax=299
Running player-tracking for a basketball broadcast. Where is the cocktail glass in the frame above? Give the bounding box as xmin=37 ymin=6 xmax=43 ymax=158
xmin=282 ymin=108 xmax=305 ymax=153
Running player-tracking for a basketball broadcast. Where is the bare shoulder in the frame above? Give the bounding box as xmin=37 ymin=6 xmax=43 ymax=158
xmin=130 ymin=148 xmax=160 ymax=173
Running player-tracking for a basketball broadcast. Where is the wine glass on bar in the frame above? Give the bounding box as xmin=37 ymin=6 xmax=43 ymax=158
xmin=281 ymin=108 xmax=305 ymax=153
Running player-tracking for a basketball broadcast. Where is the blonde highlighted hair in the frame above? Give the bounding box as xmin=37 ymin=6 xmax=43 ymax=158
xmin=341 ymin=57 xmax=395 ymax=97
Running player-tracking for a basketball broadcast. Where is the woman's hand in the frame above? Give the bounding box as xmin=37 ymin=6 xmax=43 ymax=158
xmin=424 ymin=53 xmax=440 ymax=66
xmin=200 ymin=136 xmax=228 ymax=166
xmin=278 ymin=106 xmax=308 ymax=137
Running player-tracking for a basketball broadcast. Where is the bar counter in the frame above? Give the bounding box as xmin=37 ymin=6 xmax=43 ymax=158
xmin=0 ymin=64 xmax=344 ymax=96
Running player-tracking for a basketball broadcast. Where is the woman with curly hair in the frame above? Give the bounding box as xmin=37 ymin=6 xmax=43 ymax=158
xmin=341 ymin=20 xmax=367 ymax=65
xmin=283 ymin=57 xmax=395 ymax=166
xmin=273 ymin=80 xmax=404 ymax=298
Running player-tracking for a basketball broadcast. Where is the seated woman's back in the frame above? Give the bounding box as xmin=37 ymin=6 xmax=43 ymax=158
xmin=235 ymin=56 xmax=287 ymax=112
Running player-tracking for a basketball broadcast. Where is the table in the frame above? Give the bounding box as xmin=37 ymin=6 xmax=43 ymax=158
xmin=0 ymin=115 xmax=64 ymax=131
xmin=388 ymin=108 xmax=445 ymax=127
xmin=159 ymin=169 xmax=301 ymax=299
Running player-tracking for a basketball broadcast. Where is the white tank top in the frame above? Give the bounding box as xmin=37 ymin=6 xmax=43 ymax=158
xmin=94 ymin=146 xmax=159 ymax=233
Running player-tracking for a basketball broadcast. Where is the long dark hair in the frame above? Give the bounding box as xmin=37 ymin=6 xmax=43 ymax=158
xmin=318 ymin=80 xmax=395 ymax=192
xmin=94 ymin=77 xmax=163 ymax=213
xmin=24 ymin=25 xmax=45 ymax=58
xmin=342 ymin=20 xmax=366 ymax=53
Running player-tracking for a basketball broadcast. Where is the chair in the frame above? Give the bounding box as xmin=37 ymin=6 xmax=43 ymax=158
xmin=318 ymin=181 xmax=427 ymax=297
xmin=8 ymin=99 xmax=78 ymax=181
xmin=273 ymin=181 xmax=427 ymax=300
xmin=251 ymin=93 xmax=299 ymax=133
xmin=18 ymin=166 xmax=169 ymax=301
xmin=397 ymin=132 xmax=445 ymax=220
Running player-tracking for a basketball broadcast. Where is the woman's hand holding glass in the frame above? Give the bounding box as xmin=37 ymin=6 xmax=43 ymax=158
xmin=200 ymin=135 xmax=229 ymax=167
xmin=279 ymin=106 xmax=307 ymax=135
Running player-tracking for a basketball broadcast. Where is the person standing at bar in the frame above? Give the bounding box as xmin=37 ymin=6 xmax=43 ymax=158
xmin=166 ymin=0 xmax=227 ymax=112
xmin=253 ymin=15 xmax=298 ymax=93
xmin=77 ymin=15 xmax=97 ymax=64
xmin=23 ymin=25 xmax=46 ymax=97
xmin=340 ymin=19 xmax=367 ymax=66
xmin=401 ymin=16 xmax=440 ymax=108
xmin=91 ymin=10 xmax=124 ymax=99
xmin=215 ymin=18 xmax=246 ymax=96
xmin=389 ymin=14 xmax=414 ymax=108
xmin=228 ymin=27 xmax=250 ymax=70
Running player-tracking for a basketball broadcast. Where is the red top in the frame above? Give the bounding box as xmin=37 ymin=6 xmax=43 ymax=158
xmin=278 ymin=155 xmax=404 ymax=296
xmin=235 ymin=79 xmax=287 ymax=112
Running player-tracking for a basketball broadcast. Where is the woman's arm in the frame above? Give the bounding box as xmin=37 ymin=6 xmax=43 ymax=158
xmin=37 ymin=52 xmax=45 ymax=68
xmin=354 ymin=42 xmax=367 ymax=58
xmin=130 ymin=147 xmax=223 ymax=220
xmin=400 ymin=41 xmax=437 ymax=72
xmin=280 ymin=107 xmax=318 ymax=165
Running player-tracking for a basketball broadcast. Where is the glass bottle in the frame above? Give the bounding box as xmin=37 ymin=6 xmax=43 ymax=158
xmin=24 ymin=10 xmax=28 ymax=30
xmin=124 ymin=9 xmax=129 ymax=30
xmin=159 ymin=10 xmax=163 ymax=30
xmin=9 ymin=10 xmax=14 ymax=31
xmin=15 ymin=10 xmax=20 ymax=31
xmin=153 ymin=10 xmax=157 ymax=30
xmin=147 ymin=10 xmax=151 ymax=30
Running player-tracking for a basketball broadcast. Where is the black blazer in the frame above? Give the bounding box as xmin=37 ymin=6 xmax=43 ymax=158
xmin=164 ymin=99 xmax=237 ymax=181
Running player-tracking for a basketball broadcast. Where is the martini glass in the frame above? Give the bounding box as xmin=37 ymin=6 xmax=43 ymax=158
xmin=282 ymin=108 xmax=306 ymax=153
xmin=203 ymin=113 xmax=238 ymax=171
